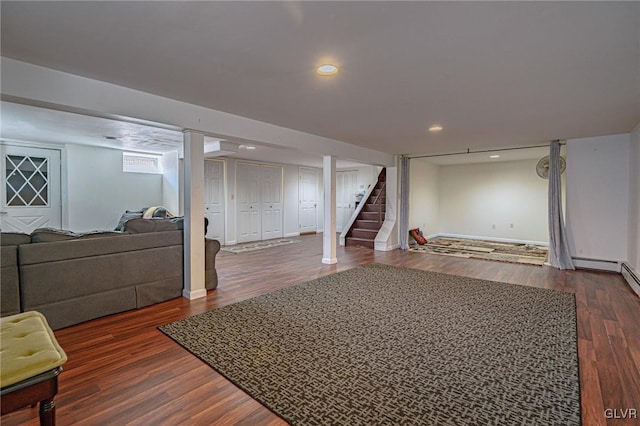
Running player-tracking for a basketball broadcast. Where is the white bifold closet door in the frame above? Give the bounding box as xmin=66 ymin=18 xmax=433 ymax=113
xmin=237 ymin=163 xmax=283 ymax=243
xmin=204 ymin=159 xmax=225 ymax=243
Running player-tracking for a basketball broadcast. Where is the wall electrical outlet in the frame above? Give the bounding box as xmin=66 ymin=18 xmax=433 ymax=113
xmin=492 ymin=224 xmax=496 ymax=229
xmin=510 ymin=223 xmax=514 ymax=229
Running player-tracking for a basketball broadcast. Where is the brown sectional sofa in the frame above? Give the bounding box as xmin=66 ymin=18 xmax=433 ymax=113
xmin=0 ymin=218 xmax=220 ymax=330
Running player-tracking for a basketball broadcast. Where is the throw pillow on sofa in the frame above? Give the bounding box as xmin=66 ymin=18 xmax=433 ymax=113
xmin=142 ymin=206 xmax=175 ymax=219
xmin=114 ymin=209 xmax=146 ymax=231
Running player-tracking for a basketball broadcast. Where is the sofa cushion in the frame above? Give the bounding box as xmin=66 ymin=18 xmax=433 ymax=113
xmin=31 ymin=288 xmax=138 ymax=331
xmin=31 ymin=228 xmax=127 ymax=243
xmin=1 ymin=232 xmax=31 ymax=246
xmin=125 ymin=217 xmax=184 ymax=234
xmin=20 ymin=230 xmax=183 ymax=265
xmin=1 ymin=246 xmax=21 ymax=316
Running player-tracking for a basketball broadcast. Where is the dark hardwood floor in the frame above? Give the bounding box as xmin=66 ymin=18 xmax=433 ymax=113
xmin=3 ymin=234 xmax=639 ymax=425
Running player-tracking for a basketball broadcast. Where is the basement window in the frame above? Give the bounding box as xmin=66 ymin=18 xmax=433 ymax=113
xmin=122 ymin=152 xmax=160 ymax=174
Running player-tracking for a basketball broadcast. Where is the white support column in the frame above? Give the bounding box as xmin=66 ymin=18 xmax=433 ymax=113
xmin=322 ymin=155 xmax=337 ymax=264
xmin=182 ymin=130 xmax=207 ymax=299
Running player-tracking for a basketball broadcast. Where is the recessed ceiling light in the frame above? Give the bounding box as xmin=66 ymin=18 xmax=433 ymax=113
xmin=317 ymin=64 xmax=338 ymax=76
xmin=244 ymin=146 xmax=256 ymax=150
xmin=428 ymin=125 xmax=443 ymax=133
xmin=490 ymin=155 xmax=500 ymax=159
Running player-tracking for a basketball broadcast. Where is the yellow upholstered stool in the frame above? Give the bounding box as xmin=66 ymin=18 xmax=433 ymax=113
xmin=1 ymin=311 xmax=67 ymax=426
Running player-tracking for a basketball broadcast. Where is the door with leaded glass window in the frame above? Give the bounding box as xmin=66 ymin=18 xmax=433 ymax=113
xmin=1 ymin=144 xmax=61 ymax=233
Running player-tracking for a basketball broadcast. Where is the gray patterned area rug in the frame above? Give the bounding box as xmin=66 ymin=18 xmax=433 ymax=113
xmin=159 ymin=264 xmax=580 ymax=425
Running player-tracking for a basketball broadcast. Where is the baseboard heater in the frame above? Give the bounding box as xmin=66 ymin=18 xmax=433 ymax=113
xmin=571 ymin=257 xmax=621 ymax=272
xmin=621 ymin=262 xmax=640 ymax=298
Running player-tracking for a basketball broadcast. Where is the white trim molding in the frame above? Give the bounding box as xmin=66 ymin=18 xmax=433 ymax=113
xmin=571 ymin=257 xmax=621 ymax=273
xmin=621 ymin=262 xmax=640 ymax=297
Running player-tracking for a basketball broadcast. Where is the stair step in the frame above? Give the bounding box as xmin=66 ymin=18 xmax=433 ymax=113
xmin=345 ymin=237 xmax=375 ymax=249
xmin=359 ymin=211 xmax=385 ymax=221
xmin=355 ymin=220 xmax=380 ymax=230
xmin=351 ymin=228 xmax=378 ymax=239
xmin=362 ymin=203 xmax=385 ymax=212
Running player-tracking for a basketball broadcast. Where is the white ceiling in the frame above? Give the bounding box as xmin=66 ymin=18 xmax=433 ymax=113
xmin=0 ymin=101 xmax=366 ymax=168
xmin=415 ymin=146 xmax=551 ymax=166
xmin=1 ymin=1 xmax=639 ymax=161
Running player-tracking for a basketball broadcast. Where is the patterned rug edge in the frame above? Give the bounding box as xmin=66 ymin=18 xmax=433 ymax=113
xmin=157 ymin=326 xmax=290 ymax=424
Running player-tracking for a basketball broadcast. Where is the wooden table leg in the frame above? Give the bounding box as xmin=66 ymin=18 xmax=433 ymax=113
xmin=40 ymin=398 xmax=56 ymax=426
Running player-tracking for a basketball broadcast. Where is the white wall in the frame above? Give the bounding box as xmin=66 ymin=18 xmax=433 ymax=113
xmin=160 ymin=151 xmax=180 ymax=215
xmin=409 ymin=159 xmax=440 ymax=237
xmin=351 ymin=165 xmax=379 ymax=194
xmin=628 ymin=124 xmax=640 ymax=271
xmin=66 ymin=144 xmax=162 ymax=232
xmin=438 ymin=159 xmax=549 ymax=243
xmin=566 ymin=134 xmax=630 ymax=262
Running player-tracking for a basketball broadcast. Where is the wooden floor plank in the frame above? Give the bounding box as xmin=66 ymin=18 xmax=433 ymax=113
xmin=2 ymin=233 xmax=638 ymax=425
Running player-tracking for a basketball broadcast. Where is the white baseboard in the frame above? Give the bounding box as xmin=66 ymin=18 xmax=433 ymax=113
xmin=572 ymin=257 xmax=621 ymax=273
xmin=427 ymin=233 xmax=549 ymax=247
xmin=621 ymin=263 xmax=640 ymax=297
xmin=225 ymin=240 xmax=237 ymax=246
xmin=375 ymin=242 xmax=399 ymax=252
xmin=182 ymin=288 xmax=207 ymax=300
xmin=322 ymin=257 xmax=337 ymax=264
xmin=284 ymin=232 xmax=300 ymax=238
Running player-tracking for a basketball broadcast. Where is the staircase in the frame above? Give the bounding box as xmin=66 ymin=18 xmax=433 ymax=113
xmin=345 ymin=168 xmax=386 ymax=249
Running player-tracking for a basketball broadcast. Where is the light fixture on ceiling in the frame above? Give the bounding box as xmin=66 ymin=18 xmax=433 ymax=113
xmin=317 ymin=64 xmax=338 ymax=76
xmin=104 ymin=136 xmax=118 ymax=140
xmin=428 ymin=125 xmax=443 ymax=133
xmin=490 ymin=155 xmax=500 ymax=159
xmin=239 ymin=145 xmax=256 ymax=150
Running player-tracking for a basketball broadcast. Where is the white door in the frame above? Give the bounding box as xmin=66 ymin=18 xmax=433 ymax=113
xmin=336 ymin=170 xmax=357 ymax=232
xmin=0 ymin=144 xmax=62 ymax=233
xmin=237 ymin=163 xmax=262 ymax=243
xmin=299 ymin=167 xmax=318 ymax=233
xmin=261 ymin=166 xmax=283 ymax=240
xmin=204 ymin=159 xmax=225 ymax=243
